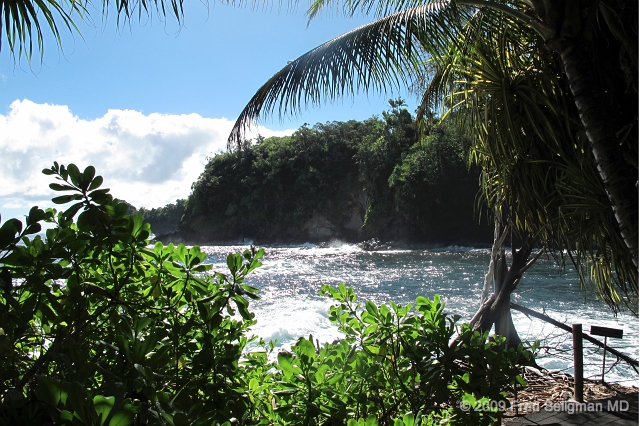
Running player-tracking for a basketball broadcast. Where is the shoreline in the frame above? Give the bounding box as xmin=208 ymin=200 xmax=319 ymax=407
xmin=152 ymin=232 xmax=494 ymax=251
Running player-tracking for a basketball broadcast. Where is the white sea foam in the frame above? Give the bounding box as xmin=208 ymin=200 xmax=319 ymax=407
xmin=201 ymin=245 xmax=639 ymax=385
xmin=250 ymin=297 xmax=340 ymax=352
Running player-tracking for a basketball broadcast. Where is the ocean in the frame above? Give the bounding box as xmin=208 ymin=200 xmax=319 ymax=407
xmin=201 ymin=242 xmax=639 ymax=386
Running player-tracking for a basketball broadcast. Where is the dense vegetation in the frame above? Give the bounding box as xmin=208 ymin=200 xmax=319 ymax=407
xmin=176 ymin=102 xmax=490 ymax=245
xmin=0 ymin=163 xmax=532 ymax=425
xmin=138 ymin=200 xmax=186 ymax=236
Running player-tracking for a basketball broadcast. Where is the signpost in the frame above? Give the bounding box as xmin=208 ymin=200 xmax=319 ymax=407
xmin=590 ymin=326 xmax=624 ymax=383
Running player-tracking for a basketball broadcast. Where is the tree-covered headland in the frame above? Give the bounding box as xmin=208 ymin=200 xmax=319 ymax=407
xmin=172 ymin=101 xmax=491 ymax=246
xmin=138 ymin=200 xmax=187 ymax=237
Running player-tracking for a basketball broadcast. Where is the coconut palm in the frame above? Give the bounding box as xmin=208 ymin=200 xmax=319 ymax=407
xmin=228 ymin=0 xmax=638 ymax=326
xmin=0 ymin=0 xmax=185 ymax=61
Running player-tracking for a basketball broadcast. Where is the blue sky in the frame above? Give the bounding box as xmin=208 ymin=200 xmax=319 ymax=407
xmin=1 ymin=4 xmax=405 ymax=126
xmin=0 ymin=3 xmax=415 ymax=220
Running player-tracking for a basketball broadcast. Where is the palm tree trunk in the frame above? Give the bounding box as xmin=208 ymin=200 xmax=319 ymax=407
xmin=556 ymin=41 xmax=639 ymax=268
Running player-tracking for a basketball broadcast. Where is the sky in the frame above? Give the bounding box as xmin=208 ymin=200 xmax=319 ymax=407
xmin=0 ymin=2 xmax=415 ymax=221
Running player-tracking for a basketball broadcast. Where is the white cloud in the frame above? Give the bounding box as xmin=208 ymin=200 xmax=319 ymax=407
xmin=0 ymin=99 xmax=294 ymax=214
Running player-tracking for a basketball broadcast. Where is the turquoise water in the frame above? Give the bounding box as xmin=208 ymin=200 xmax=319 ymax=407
xmin=202 ymin=243 xmax=639 ymax=385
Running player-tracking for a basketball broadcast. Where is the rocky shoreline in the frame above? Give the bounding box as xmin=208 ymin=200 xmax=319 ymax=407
xmin=152 ymin=232 xmax=492 ymax=250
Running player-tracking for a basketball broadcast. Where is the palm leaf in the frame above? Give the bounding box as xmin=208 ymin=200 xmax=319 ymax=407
xmin=436 ymin=18 xmax=638 ymax=312
xmin=0 ymin=0 xmax=187 ymax=62
xmin=228 ymin=2 xmax=479 ymax=148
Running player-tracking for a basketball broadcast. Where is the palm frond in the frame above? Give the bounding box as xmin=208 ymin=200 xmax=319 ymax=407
xmin=434 ymin=17 xmax=638 ymax=312
xmin=0 ymin=0 xmax=189 ymax=62
xmin=228 ymin=2 xmax=477 ymax=148
xmin=0 ymin=0 xmax=85 ymax=62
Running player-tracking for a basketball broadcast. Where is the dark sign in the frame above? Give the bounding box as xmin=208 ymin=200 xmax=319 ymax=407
xmin=590 ymin=326 xmax=623 ymax=339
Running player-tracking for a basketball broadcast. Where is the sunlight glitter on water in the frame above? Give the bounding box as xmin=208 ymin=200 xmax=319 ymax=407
xmin=201 ymin=243 xmax=639 ymax=385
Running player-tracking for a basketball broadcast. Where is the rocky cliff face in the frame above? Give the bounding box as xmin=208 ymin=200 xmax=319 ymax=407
xmin=302 ymin=179 xmax=368 ymax=241
xmin=158 ymin=176 xmax=492 ymax=247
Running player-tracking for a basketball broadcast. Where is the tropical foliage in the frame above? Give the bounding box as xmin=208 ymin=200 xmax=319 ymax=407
xmin=228 ymin=0 xmax=638 ymax=312
xmin=0 ymin=163 xmax=531 ymax=425
xmin=423 ymin=3 xmax=638 ymax=314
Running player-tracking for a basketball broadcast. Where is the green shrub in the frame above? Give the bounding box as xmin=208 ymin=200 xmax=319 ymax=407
xmin=0 ymin=163 xmax=529 ymax=426
xmin=251 ymin=284 xmax=530 ymax=426
xmin=0 ymin=163 xmax=264 ymax=425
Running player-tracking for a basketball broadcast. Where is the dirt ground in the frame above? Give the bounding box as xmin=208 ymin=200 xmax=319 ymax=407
xmin=501 ymin=366 xmax=639 ymax=422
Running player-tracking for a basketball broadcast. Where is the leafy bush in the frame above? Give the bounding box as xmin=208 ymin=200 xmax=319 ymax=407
xmin=251 ymin=284 xmax=530 ymax=426
xmin=0 ymin=163 xmax=264 ymax=425
xmin=0 ymin=163 xmax=529 ymax=425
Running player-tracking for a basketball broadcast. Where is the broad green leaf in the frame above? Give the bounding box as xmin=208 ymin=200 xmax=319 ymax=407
xmin=327 ymin=373 xmax=344 ymax=385
xmin=379 ymin=304 xmax=390 ymax=319
xmin=26 ymin=207 xmax=46 ymax=226
xmin=365 ymin=416 xmax=379 ymax=426
xmin=339 ymin=282 xmax=347 ymax=296
xmin=109 ymin=409 xmax=135 ymax=426
xmin=135 ymin=317 xmax=153 ymax=334
xmin=52 ymin=194 xmax=83 ymax=204
xmin=59 ymin=164 xmax=68 ymax=180
xmin=277 ymin=352 xmax=296 ymax=379
xmin=64 ymin=381 xmax=90 ymax=423
xmin=295 ymin=338 xmax=316 ymax=363
xmin=402 ymin=414 xmax=414 ymax=426
xmin=35 ymin=377 xmax=68 ymax=406
xmin=227 ymin=253 xmax=242 ymax=275
xmin=365 ymin=300 xmax=379 ymax=317
xmin=82 ymin=166 xmax=96 ymax=186
xmin=24 ymin=223 xmax=41 ymax=235
xmin=363 ymin=324 xmax=378 ymax=335
xmin=49 ymin=183 xmax=77 ymax=191
xmin=236 ymin=299 xmax=253 ymax=320
xmin=131 ymin=213 xmax=144 ymax=236
xmin=314 ymin=364 xmax=330 ymax=383
xmin=176 ymin=243 xmax=188 ymax=264
xmin=89 ymin=188 xmax=113 ymax=205
xmin=88 ymin=175 xmax=104 ymax=191
xmin=192 ymin=264 xmax=211 ymax=273
xmin=1 ymin=218 xmax=22 ymax=234
xmin=249 ymin=377 xmax=259 ymax=390
xmin=67 ymin=163 xmax=82 ymax=186
xmin=62 ymin=202 xmax=84 ymax=220
xmin=93 ymin=395 xmax=115 ymax=425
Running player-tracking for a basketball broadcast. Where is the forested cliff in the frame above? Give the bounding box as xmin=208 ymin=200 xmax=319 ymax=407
xmin=148 ymin=102 xmax=493 ymax=246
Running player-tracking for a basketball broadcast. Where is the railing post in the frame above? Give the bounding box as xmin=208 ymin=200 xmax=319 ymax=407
xmin=601 ymin=336 xmax=608 ymax=382
xmin=572 ymin=323 xmax=584 ymax=402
